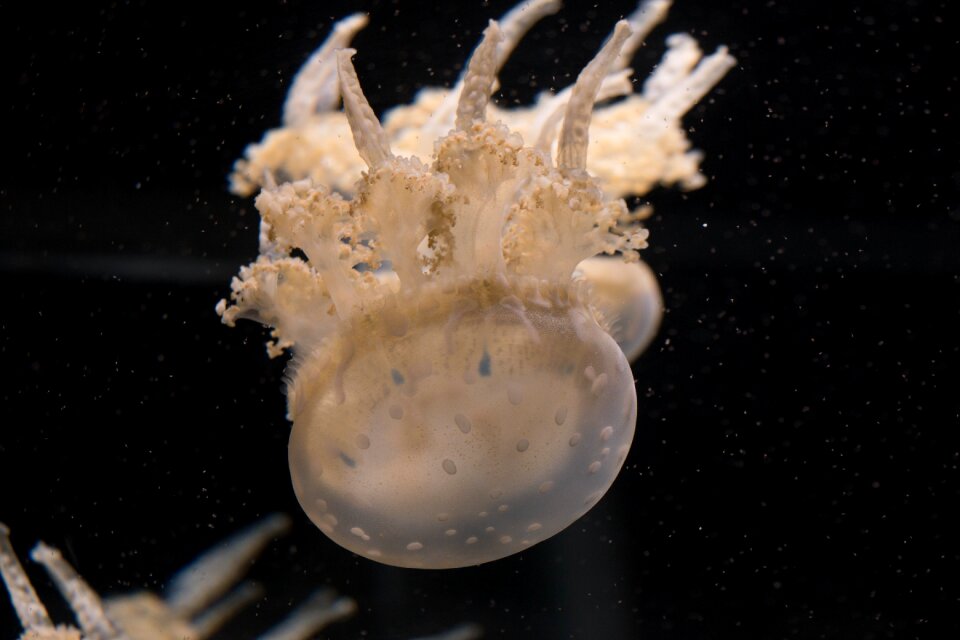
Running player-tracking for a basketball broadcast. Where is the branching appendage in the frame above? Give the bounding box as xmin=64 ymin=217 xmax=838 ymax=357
xmin=229 ymin=0 xmax=735 ymax=203
xmin=218 ymin=4 xmax=694 ymax=360
xmin=1 ymin=518 xmax=320 ymax=639
xmin=4 ymin=518 xmax=471 ymax=639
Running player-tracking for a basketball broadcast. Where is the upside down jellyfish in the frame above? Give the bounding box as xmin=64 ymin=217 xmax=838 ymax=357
xmin=219 ymin=0 xmax=734 ymax=568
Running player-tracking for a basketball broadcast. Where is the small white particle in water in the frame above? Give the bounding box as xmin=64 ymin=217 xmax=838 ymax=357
xmin=445 ymin=529 xmax=457 ymax=536
xmin=489 ymin=488 xmax=503 ymax=499
xmin=466 ymin=536 xmax=478 ymax=545
xmin=500 ymin=535 xmax=513 ymax=544
xmin=569 ymin=433 xmax=582 ymax=447
xmin=485 ymin=526 xmax=495 ymax=533
xmin=600 ymin=426 xmax=614 ymax=442
xmin=498 ymin=504 xmax=509 ymax=512
xmin=588 ymin=461 xmax=602 ymax=474
xmin=437 ymin=512 xmax=450 ymax=522
xmin=526 ymin=523 xmax=542 ymax=532
xmin=406 ymin=542 xmax=423 ymax=551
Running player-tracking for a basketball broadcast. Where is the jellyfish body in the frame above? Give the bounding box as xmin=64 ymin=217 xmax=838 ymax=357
xmin=219 ymin=1 xmax=734 ymax=568
xmin=288 ymin=282 xmax=636 ymax=568
xmin=575 ymin=256 xmax=663 ymax=361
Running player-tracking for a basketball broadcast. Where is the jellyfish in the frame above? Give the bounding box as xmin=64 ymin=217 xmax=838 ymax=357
xmin=0 ymin=517 xmax=358 ymax=639
xmin=218 ymin=1 xmax=734 ymax=569
xmin=1 ymin=518 xmax=481 ymax=638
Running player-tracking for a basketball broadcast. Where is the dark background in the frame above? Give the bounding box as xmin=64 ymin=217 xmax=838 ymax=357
xmin=2 ymin=0 xmax=958 ymax=638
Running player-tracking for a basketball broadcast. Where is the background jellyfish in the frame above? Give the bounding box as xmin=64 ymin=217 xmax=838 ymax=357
xmin=1 ymin=517 xmax=478 ymax=639
xmin=218 ymin=1 xmax=733 ymax=568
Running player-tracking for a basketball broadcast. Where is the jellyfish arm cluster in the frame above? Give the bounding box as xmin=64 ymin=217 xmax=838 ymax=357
xmin=0 ymin=516 xmax=359 ymax=640
xmin=1 ymin=518 xmax=481 ymax=639
xmin=218 ymin=0 xmax=734 ymax=569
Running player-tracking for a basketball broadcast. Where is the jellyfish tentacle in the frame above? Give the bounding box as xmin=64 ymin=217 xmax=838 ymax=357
xmin=495 ymin=0 xmax=562 ymax=69
xmin=283 ymin=13 xmax=370 ymax=126
xmin=0 ymin=523 xmax=56 ymax=633
xmin=643 ymin=45 xmax=737 ymax=124
xmin=410 ymin=622 xmax=484 ymax=640
xmin=164 ymin=513 xmax=289 ymax=618
xmin=337 ymin=49 xmax=393 ymax=168
xmin=532 ymin=68 xmax=634 ymax=155
xmin=259 ymin=589 xmax=358 ymax=640
xmin=189 ymin=581 xmax=264 ymax=639
xmin=425 ymin=0 xmax=560 ymax=138
xmin=641 ymin=32 xmax=702 ymax=102
xmin=30 ymin=542 xmax=124 ymax=640
xmin=612 ymin=0 xmax=673 ymax=71
xmin=558 ymin=20 xmax=633 ymax=171
xmin=455 ymin=21 xmax=504 ymax=131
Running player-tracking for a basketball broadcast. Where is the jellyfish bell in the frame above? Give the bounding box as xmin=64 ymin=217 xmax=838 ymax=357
xmin=574 ymin=256 xmax=664 ymax=361
xmin=287 ymin=277 xmax=637 ymax=568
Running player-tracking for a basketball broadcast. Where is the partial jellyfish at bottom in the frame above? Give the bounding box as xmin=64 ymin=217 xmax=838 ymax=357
xmin=218 ymin=0 xmax=734 ymax=568
xmin=0 ymin=518 xmax=480 ymax=639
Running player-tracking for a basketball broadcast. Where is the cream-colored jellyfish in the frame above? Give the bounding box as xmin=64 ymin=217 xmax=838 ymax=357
xmin=0 ymin=517 xmax=358 ymax=640
xmin=219 ymin=1 xmax=733 ymax=569
xmin=1 ymin=518 xmax=480 ymax=639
